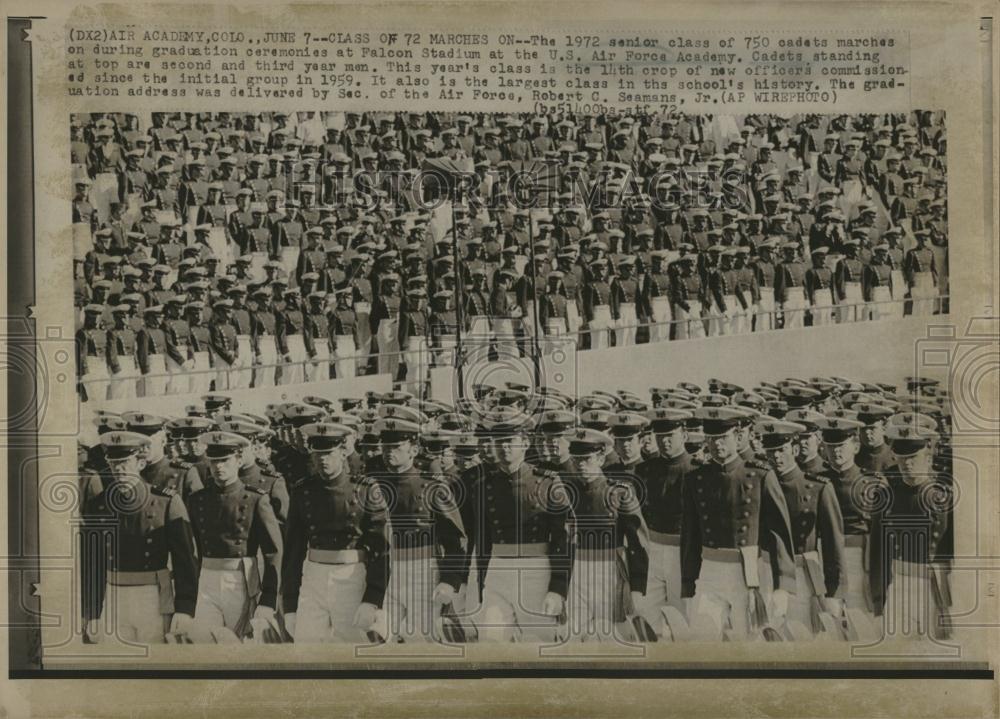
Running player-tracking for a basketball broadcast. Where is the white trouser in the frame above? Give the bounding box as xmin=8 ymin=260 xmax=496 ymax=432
xmin=589 ymin=305 xmax=612 ymax=349
xmin=164 ymin=353 xmax=188 ymax=395
xmin=636 ymin=539 xmax=683 ymax=633
xmin=615 ymin=302 xmax=638 ymax=346
xmin=100 ymin=584 xmax=167 ymax=644
xmin=811 ymin=288 xmax=835 ymax=326
xmin=869 ymin=286 xmax=893 ymax=322
xmin=214 ymin=355 xmax=235 ymax=392
xmin=566 ymin=557 xmax=620 ymax=642
xmin=649 ymin=296 xmax=671 ymax=343
xmin=467 ymin=315 xmax=492 ymax=342
xmin=673 ymin=300 xmax=705 ymax=340
xmin=294 ymin=559 xmax=367 ymax=643
xmin=376 ymin=319 xmax=399 ymax=377
xmin=108 ymin=357 xmax=138 ymax=399
xmin=786 ymin=560 xmax=817 ymax=638
xmin=910 ymin=272 xmax=936 ymax=316
xmin=80 ymin=357 xmax=110 ymax=402
xmin=188 ymin=351 xmax=212 ymax=394
xmin=334 ymin=335 xmax=357 ymax=379
xmin=479 ymin=556 xmax=558 ymax=643
xmin=889 ymin=270 xmax=906 ymax=319
xmin=782 ymin=288 xmax=808 ymax=329
xmin=566 ymin=303 xmax=583 ymax=345
xmin=544 ymin=319 xmax=568 ymax=349
xmin=843 ymin=545 xmax=873 ymax=613
xmin=720 ymin=295 xmax=739 ymax=336
xmin=839 ymin=281 xmax=863 ymax=323
xmin=756 ymin=293 xmax=775 ymax=331
xmin=73 ymin=222 xmax=93 ymax=260
xmin=194 ymin=566 xmax=251 ymax=635
xmin=401 ymin=336 xmax=429 ymax=390
xmin=305 ymin=343 xmax=331 ymax=382
xmin=255 ymin=335 xmax=278 ymax=388
xmin=706 ymin=300 xmax=725 ymax=337
xmin=492 ymin=318 xmax=518 ymax=358
xmin=232 ymin=335 xmax=254 ymax=389
xmin=883 ymin=559 xmax=947 ymax=641
xmin=731 ymin=293 xmax=751 ymax=335
xmin=282 ymin=335 xmax=306 ymax=385
xmin=435 ymin=335 xmax=457 ymax=366
xmin=687 ymin=557 xmax=752 ymax=641
xmin=142 ymin=354 xmax=169 ymax=397
xmin=384 ymin=554 xmax=440 ymax=643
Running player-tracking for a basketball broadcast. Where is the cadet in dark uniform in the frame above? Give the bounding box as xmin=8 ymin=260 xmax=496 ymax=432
xmin=373 ymin=418 xmax=467 ymax=643
xmin=869 ymin=419 xmax=953 ymax=640
xmin=680 ymin=407 xmax=797 ymax=641
xmin=785 ymin=405 xmax=829 ymax=476
xmin=281 ymin=423 xmax=390 ymax=643
xmin=186 ymin=432 xmax=283 ymax=639
xmin=854 ymin=403 xmax=896 ymax=473
xmin=77 ymin=304 xmax=111 ymax=402
xmin=774 ymin=242 xmax=808 ymax=329
xmin=216 ymin=419 xmax=290 ymax=528
xmin=759 ymin=419 xmax=847 ymax=640
xmin=123 ymin=412 xmax=203 ymax=500
xmin=632 ymin=409 xmax=693 ymax=634
xmin=209 ymin=299 xmax=240 ymax=392
xmin=466 ymin=410 xmax=574 ymax=642
xmin=561 ymin=428 xmax=648 ymax=643
xmin=805 ymin=248 xmax=835 ymax=326
xmin=80 ymin=431 xmax=199 ymax=645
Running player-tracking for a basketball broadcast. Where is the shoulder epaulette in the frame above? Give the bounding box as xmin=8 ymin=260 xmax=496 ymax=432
xmin=153 ymin=485 xmax=177 ymax=498
xmin=171 ymin=459 xmax=192 ymax=470
xmin=805 ymin=473 xmax=829 ymax=484
xmin=745 ymin=459 xmax=769 ymax=471
xmin=245 ymin=484 xmax=268 ymax=496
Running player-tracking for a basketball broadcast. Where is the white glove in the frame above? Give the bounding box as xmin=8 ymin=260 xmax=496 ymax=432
xmin=84 ymin=618 xmax=101 ymax=644
xmin=542 ymin=592 xmax=564 ymax=616
xmin=353 ymin=602 xmax=378 ymax=629
xmin=249 ymin=606 xmax=275 ymax=641
xmin=433 ymin=582 xmax=457 ymax=605
xmin=769 ymin=589 xmax=789 ymax=622
xmin=630 ymin=590 xmax=644 ymax=615
xmin=283 ymin=612 xmax=297 ymax=640
xmin=182 ymin=360 xmax=195 ymax=370
xmin=168 ymin=612 xmax=194 ymax=635
xmin=822 ymin=596 xmax=846 ymax=617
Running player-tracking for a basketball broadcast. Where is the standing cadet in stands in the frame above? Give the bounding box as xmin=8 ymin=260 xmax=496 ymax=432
xmin=775 ymin=242 xmax=808 ymax=330
xmin=805 ymin=248 xmax=835 ymax=326
xmin=137 ymin=305 xmax=170 ymax=397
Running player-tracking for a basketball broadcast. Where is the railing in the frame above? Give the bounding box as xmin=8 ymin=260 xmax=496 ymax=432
xmin=78 ymin=294 xmax=947 ymax=401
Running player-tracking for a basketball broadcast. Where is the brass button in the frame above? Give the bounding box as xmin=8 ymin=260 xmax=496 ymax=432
xmin=741 ymin=511 xmax=749 ymax=518
xmin=739 ymin=539 xmax=747 ymax=546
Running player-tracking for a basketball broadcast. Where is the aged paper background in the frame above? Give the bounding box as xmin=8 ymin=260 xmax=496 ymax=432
xmin=1 ymin=0 xmax=998 ymax=715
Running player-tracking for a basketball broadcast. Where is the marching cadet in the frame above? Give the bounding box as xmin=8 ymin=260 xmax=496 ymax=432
xmin=276 ymin=287 xmax=307 ymax=385
xmin=466 ymin=410 xmax=574 ymax=642
xmin=373 ymin=418 xmax=467 ymax=643
xmin=785 ymin=403 xmax=830 ymax=476
xmin=811 ymin=414 xmax=879 ymax=638
xmin=281 ymin=423 xmax=391 ymax=643
xmin=163 ymin=296 xmax=194 ymax=395
xmin=759 ymin=419 xmax=847 ymax=640
xmin=805 ymin=248 xmax=836 ymax=326
xmin=905 ymin=229 xmax=939 ymax=316
xmin=642 ymin=251 xmax=673 ymax=343
xmin=611 ymin=257 xmax=641 ymax=347
xmin=209 ymin=299 xmax=240 ymax=392
xmin=123 ymin=412 xmax=203 ymax=499
xmin=561 ymin=428 xmax=648 ymax=642
xmin=186 ymin=432 xmax=283 ymax=639
xmin=632 ymin=409 xmax=694 ymax=637
xmin=834 ymin=239 xmax=866 ymax=323
xmin=137 ymin=305 xmax=170 ymax=397
xmin=869 ymin=419 xmax=953 ymax=640
xmin=854 ymin=403 xmax=897 ymax=473
xmin=304 ymin=291 xmax=333 ymax=382
xmin=775 ymin=242 xmax=809 ymax=330
xmin=186 ymin=301 xmax=214 ymax=395
xmin=330 ymin=286 xmax=360 ymax=379
xmin=533 ymin=410 xmax=576 ymax=474
xmin=164 ymin=416 xmax=213 ymax=487
xmin=228 ymin=286 xmax=255 ymax=389
xmin=671 ymin=256 xmax=705 ymax=340
xmin=398 ymin=286 xmax=431 ymax=394
xmin=680 ymin=407 xmax=797 ymax=641
xmin=77 ymin=304 xmax=111 ymax=402
xmin=107 ymin=304 xmax=139 ymax=400
xmin=863 ymin=243 xmax=895 ymax=322
xmin=81 ymin=431 xmax=199 ymax=645
xmin=606 ymin=413 xmax=649 ymax=473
